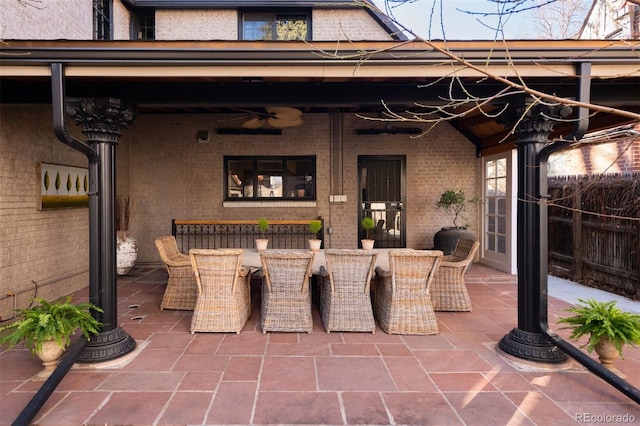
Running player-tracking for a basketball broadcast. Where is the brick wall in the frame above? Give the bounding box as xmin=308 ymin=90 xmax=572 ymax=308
xmin=125 ymin=112 xmax=478 ymax=263
xmin=0 ymin=0 xmax=92 ymax=40
xmin=548 ymin=138 xmax=640 ymax=176
xmin=312 ymin=10 xmax=394 ymax=41
xmin=0 ymin=106 xmax=89 ymax=320
xmin=155 ymin=10 xmax=237 ymax=40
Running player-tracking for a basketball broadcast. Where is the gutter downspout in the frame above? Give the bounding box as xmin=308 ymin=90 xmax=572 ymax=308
xmin=537 ymin=62 xmax=640 ymax=404
xmin=13 ymin=64 xmax=101 ymax=425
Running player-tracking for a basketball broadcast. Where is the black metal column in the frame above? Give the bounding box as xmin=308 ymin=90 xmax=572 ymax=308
xmin=66 ymin=98 xmax=136 ymax=362
xmin=497 ymin=97 xmax=570 ymax=363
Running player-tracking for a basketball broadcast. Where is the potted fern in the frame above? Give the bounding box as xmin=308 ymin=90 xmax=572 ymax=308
xmin=361 ymin=217 xmax=375 ymax=250
xmin=557 ymin=298 xmax=640 ymax=378
xmin=0 ymin=296 xmax=103 ymax=380
xmin=255 ymin=217 xmax=269 ymax=251
xmin=308 ymin=219 xmax=323 ymax=252
xmin=434 ymin=189 xmax=478 ymax=255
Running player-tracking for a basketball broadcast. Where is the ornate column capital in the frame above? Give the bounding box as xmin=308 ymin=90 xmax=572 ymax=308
xmin=66 ymin=97 xmax=135 ymax=143
xmin=498 ymin=97 xmax=572 ymax=143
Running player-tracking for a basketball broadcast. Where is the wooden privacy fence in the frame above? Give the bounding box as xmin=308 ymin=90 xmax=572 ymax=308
xmin=172 ymin=219 xmax=324 ymax=253
xmin=548 ymin=173 xmax=640 ymax=300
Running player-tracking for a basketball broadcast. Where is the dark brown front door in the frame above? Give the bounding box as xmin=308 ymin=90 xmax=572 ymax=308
xmin=358 ymin=156 xmax=406 ymax=248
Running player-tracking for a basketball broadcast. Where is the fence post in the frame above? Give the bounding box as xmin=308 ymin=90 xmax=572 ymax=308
xmin=573 ymin=184 xmax=583 ymax=281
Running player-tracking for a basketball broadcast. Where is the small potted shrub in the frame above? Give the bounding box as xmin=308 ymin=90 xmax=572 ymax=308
xmin=255 ymin=217 xmax=269 ymax=251
xmin=0 ymin=296 xmax=103 ymax=380
xmin=433 ymin=188 xmax=478 ymax=255
xmin=557 ymin=298 xmax=640 ymax=378
xmin=361 ymin=217 xmax=375 ymax=250
xmin=308 ymin=219 xmax=323 ymax=252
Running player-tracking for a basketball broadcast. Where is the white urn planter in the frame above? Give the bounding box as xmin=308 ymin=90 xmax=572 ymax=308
xmin=116 ymin=231 xmax=138 ymax=275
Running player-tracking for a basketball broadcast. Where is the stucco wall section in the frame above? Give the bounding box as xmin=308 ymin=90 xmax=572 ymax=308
xmin=0 ymin=106 xmax=89 ymax=320
xmin=155 ymin=10 xmax=237 ymax=40
xmin=113 ymin=0 xmax=131 ymax=40
xmin=124 ymin=113 xmax=477 ymax=263
xmin=0 ymin=0 xmax=92 ymax=40
xmin=312 ymin=10 xmax=394 ymax=41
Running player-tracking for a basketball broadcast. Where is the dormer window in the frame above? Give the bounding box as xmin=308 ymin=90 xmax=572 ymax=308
xmin=242 ymin=12 xmax=309 ymax=40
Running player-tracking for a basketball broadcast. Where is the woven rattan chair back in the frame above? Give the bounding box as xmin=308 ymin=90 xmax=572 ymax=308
xmin=189 ymin=249 xmax=252 ymax=334
xmin=259 ymin=251 xmax=315 ymax=333
xmin=374 ymin=250 xmax=443 ymax=335
xmin=155 ymin=236 xmax=198 ymax=310
xmin=431 ymin=239 xmax=479 ymax=312
xmin=320 ymin=249 xmax=377 ymax=333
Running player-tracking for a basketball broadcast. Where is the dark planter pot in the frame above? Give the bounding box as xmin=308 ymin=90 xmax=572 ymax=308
xmin=433 ymin=227 xmax=476 ymax=255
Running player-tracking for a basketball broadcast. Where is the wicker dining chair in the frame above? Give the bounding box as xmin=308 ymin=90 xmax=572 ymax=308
xmin=431 ymin=239 xmax=480 ymax=312
xmin=155 ymin=236 xmax=198 ymax=310
xmin=319 ymin=249 xmax=378 ymax=333
xmin=189 ymin=249 xmax=252 ymax=334
xmin=259 ymin=251 xmax=315 ymax=333
xmin=374 ymin=250 xmax=443 ymax=335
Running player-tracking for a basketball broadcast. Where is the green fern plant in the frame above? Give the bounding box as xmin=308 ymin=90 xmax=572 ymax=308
xmin=557 ymin=298 xmax=640 ymax=358
xmin=0 ymin=296 xmax=103 ymax=355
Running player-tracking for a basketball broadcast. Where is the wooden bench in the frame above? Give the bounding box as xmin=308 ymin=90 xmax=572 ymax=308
xmin=172 ymin=219 xmax=324 ymax=253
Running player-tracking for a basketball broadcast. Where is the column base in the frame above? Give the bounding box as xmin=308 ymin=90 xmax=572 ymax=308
xmin=499 ymin=327 xmax=568 ymax=363
xmin=77 ymin=327 xmax=136 ymax=363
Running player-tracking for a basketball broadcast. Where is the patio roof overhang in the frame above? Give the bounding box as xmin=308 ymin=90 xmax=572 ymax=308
xmin=1 ymin=39 xmax=639 ymax=155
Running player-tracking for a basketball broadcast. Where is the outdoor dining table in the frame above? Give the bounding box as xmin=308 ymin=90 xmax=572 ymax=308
xmin=241 ymin=248 xmax=392 ymax=275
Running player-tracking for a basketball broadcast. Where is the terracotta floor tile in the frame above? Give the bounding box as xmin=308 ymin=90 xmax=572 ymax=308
xmin=342 ymin=391 xmax=390 ymax=425
xmin=34 ymin=391 xmax=110 ymax=425
xmin=414 ymin=349 xmax=494 ymax=372
xmin=206 ymin=381 xmax=257 ymax=425
xmin=430 ymin=372 xmax=497 ymax=392
xmin=330 ymin=343 xmax=379 ymax=356
xmin=3 ymin=265 xmax=639 ymax=425
xmin=384 ymin=356 xmax=438 ymax=391
xmin=376 ymin=343 xmax=414 ymax=356
xmin=184 ymin=333 xmax=225 ymax=354
xmin=172 ymin=354 xmax=230 ymax=372
xmin=317 ymin=357 xmax=396 ymax=391
xmin=122 ymin=348 xmax=183 ymax=371
xmin=383 ymin=392 xmax=462 ymax=425
xmin=266 ymin=342 xmax=331 ymax=356
xmin=253 ymin=391 xmax=343 ymax=425
xmin=445 ymin=391 xmax=536 ymax=425
xmin=177 ymin=371 xmax=221 ymax=390
xmin=157 ymin=391 xmax=213 ymax=425
xmin=86 ymin=391 xmax=171 ymax=425
xmin=261 ymin=357 xmax=317 ymax=391
xmin=97 ymin=371 xmax=183 ymax=391
xmin=222 ymin=355 xmax=262 ymax=381
xmin=216 ymin=333 xmax=268 ymax=355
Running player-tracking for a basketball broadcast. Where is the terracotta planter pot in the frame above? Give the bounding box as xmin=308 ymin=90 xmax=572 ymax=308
xmin=594 ymin=336 xmax=626 ymax=378
xmin=33 ymin=339 xmax=66 ymax=381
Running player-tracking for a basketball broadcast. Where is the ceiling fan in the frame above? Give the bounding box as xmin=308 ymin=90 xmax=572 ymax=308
xmin=241 ymin=107 xmax=303 ymax=129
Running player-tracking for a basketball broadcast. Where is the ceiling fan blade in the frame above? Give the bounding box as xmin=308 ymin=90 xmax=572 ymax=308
xmin=243 ymin=117 xmax=266 ymax=129
xmin=266 ymin=107 xmax=303 ymax=121
xmin=268 ymin=117 xmax=303 ymax=128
